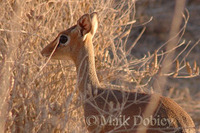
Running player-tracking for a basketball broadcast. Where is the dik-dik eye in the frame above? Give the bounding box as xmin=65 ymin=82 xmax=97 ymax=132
xmin=58 ymin=34 xmax=69 ymax=46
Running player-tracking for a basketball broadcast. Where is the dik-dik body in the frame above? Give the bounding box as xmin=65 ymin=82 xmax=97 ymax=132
xmin=41 ymin=12 xmax=195 ymax=133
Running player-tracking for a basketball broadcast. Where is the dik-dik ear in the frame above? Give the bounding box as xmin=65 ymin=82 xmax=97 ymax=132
xmin=90 ymin=12 xmax=98 ymax=37
xmin=77 ymin=14 xmax=92 ymax=38
xmin=77 ymin=12 xmax=98 ymax=39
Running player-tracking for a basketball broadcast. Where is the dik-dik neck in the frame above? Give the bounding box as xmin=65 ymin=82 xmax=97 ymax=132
xmin=74 ymin=36 xmax=100 ymax=93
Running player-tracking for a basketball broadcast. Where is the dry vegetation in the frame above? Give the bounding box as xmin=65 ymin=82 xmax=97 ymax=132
xmin=0 ymin=0 xmax=199 ymax=132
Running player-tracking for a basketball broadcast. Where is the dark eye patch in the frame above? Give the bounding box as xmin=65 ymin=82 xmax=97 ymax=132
xmin=59 ymin=35 xmax=68 ymax=44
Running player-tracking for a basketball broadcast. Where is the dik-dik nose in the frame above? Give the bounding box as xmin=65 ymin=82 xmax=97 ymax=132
xmin=41 ymin=49 xmax=46 ymax=57
xmin=41 ymin=47 xmax=50 ymax=57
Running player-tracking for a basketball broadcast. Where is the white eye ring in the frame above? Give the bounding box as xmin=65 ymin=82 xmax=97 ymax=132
xmin=59 ymin=34 xmax=70 ymax=46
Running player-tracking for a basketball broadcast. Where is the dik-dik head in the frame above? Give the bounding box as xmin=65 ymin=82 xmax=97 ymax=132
xmin=41 ymin=12 xmax=98 ymax=61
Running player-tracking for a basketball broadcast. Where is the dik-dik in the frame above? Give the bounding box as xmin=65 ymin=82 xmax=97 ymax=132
xmin=41 ymin=12 xmax=195 ymax=133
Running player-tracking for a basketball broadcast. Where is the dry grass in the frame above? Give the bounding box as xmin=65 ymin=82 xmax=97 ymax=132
xmin=0 ymin=0 xmax=199 ymax=132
